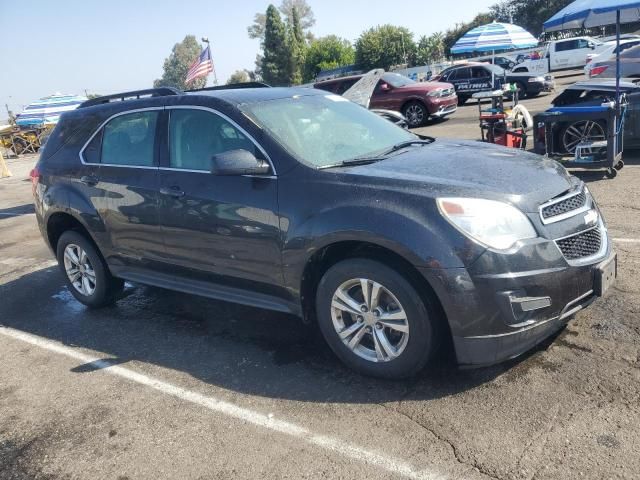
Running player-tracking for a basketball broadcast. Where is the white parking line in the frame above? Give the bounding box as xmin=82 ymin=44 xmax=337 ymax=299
xmin=613 ymin=238 xmax=640 ymax=243
xmin=0 ymin=326 xmax=444 ymax=480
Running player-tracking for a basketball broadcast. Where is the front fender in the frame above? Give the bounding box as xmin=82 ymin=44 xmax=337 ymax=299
xmin=282 ymin=203 xmax=484 ymax=292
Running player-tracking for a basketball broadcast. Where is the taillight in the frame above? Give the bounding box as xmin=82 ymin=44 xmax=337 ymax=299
xmin=590 ymin=65 xmax=608 ymax=77
xmin=29 ymin=167 xmax=40 ymax=196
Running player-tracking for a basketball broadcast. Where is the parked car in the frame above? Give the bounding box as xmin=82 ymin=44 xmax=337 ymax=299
xmin=513 ymin=36 xmax=607 ymax=74
xmin=33 ymin=86 xmax=616 ymax=378
xmin=314 ymin=72 xmax=457 ymax=128
xmin=587 ymin=44 xmax=640 ymax=79
xmin=584 ymin=38 xmax=640 ymax=77
xmin=544 ymin=78 xmax=640 ymax=154
xmin=482 ymin=56 xmax=517 ymax=71
xmin=432 ymin=63 xmax=552 ymax=104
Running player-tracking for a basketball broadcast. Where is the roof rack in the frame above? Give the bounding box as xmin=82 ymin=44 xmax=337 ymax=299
xmin=185 ymin=82 xmax=271 ymax=93
xmin=79 ymin=87 xmax=181 ymax=108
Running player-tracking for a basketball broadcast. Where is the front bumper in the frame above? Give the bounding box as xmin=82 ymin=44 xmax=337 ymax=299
xmin=419 ymin=231 xmax=615 ymax=367
xmin=427 ymin=96 xmax=458 ymax=117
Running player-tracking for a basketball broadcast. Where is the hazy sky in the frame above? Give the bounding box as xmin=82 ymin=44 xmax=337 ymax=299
xmin=0 ymin=0 xmax=496 ymax=112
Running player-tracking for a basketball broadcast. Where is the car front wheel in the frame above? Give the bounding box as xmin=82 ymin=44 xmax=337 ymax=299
xmin=316 ymin=258 xmax=438 ymax=378
xmin=56 ymin=231 xmax=124 ymax=308
xmin=402 ymin=101 xmax=428 ymax=128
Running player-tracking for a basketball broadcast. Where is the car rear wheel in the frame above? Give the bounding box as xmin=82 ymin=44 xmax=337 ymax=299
xmin=56 ymin=231 xmax=124 ymax=308
xmin=402 ymin=101 xmax=428 ymax=128
xmin=316 ymin=258 xmax=438 ymax=378
xmin=457 ymin=94 xmax=469 ymax=106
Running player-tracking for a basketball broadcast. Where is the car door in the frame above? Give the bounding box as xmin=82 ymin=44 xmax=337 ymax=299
xmin=470 ymin=66 xmax=494 ymax=91
xmin=447 ymin=67 xmax=473 ymax=95
xmin=157 ymin=106 xmax=282 ymax=289
xmin=553 ymin=39 xmax=580 ymax=69
xmin=81 ymin=108 xmax=164 ymax=266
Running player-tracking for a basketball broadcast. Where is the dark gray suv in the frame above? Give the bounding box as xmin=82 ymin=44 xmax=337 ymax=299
xmin=32 ymin=86 xmax=617 ymax=378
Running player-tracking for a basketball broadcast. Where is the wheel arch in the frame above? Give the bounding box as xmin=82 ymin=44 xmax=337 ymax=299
xmin=299 ymin=240 xmax=452 ymax=349
xmin=46 ymin=211 xmax=102 ymax=258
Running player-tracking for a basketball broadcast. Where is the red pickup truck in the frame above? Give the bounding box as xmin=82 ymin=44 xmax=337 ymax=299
xmin=314 ymin=72 xmax=457 ymax=128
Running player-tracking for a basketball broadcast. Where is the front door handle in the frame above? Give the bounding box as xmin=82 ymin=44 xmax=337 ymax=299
xmin=80 ymin=175 xmax=98 ymax=186
xmin=160 ymin=186 xmax=185 ymax=198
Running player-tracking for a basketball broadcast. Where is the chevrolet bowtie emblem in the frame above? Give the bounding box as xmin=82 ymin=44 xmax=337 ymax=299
xmin=584 ymin=210 xmax=598 ymax=226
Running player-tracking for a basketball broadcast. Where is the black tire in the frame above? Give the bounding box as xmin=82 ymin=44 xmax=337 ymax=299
xmin=402 ymin=101 xmax=428 ymax=128
xmin=457 ymin=95 xmax=468 ymax=106
xmin=56 ymin=231 xmax=123 ymax=308
xmin=527 ymin=91 xmax=541 ymax=98
xmin=315 ymin=258 xmax=439 ymax=379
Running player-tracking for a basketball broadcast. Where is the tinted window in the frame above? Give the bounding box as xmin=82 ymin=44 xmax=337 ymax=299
xmin=618 ymin=41 xmax=640 ymax=54
xmin=471 ymin=67 xmax=490 ymax=79
xmin=83 ymin=129 xmax=102 ymax=164
xmin=101 ymin=111 xmax=158 ymax=167
xmin=556 ymin=40 xmax=579 ymax=52
xmin=169 ymin=109 xmax=257 ymax=171
xmin=451 ymin=68 xmax=471 ymax=80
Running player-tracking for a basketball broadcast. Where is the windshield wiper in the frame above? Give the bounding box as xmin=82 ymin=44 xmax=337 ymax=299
xmin=317 ymin=137 xmax=435 ymax=170
xmin=380 ymin=138 xmax=435 ymax=156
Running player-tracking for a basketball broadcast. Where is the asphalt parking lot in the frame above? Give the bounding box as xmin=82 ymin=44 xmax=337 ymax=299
xmin=1 ymin=75 xmax=640 ymax=480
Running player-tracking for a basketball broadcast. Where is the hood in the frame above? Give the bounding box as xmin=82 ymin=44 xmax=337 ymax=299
xmin=342 ymin=140 xmax=574 ymax=212
xmin=400 ymin=81 xmax=454 ymax=93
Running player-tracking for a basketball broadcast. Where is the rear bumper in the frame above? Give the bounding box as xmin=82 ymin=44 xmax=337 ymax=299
xmin=419 ymin=244 xmax=615 ymax=367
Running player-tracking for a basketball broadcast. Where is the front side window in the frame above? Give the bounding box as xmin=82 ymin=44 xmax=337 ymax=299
xmin=101 ymin=111 xmax=158 ymax=166
xmin=242 ymin=94 xmax=415 ymax=168
xmin=169 ymin=109 xmax=257 ymax=171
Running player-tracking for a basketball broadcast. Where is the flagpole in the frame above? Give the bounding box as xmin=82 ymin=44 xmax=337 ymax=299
xmin=201 ymin=37 xmax=218 ymax=86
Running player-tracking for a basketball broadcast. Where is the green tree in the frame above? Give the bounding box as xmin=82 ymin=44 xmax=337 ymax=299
xmin=248 ymin=0 xmax=315 ymax=41
xmin=226 ymin=70 xmax=252 ymax=84
xmin=415 ymin=32 xmax=444 ymax=65
xmin=355 ymin=25 xmax=416 ymax=71
xmin=287 ymin=6 xmax=306 ymax=85
xmin=153 ymin=35 xmax=207 ymax=90
xmin=490 ymin=0 xmax=575 ymax=37
xmin=261 ymin=5 xmax=289 ymax=86
xmin=303 ymin=35 xmax=355 ymax=81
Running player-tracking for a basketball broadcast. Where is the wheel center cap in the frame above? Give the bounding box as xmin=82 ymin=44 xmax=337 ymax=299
xmin=363 ymin=312 xmax=377 ymax=325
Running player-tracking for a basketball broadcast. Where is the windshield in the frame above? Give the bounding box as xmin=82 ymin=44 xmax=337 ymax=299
xmin=382 ymin=73 xmax=415 ymax=87
xmin=242 ymin=94 xmax=415 ymax=168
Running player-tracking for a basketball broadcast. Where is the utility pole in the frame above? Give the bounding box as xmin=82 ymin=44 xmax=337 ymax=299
xmin=201 ymin=37 xmax=218 ymax=86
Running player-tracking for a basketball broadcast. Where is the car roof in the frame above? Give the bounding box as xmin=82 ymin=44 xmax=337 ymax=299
xmin=184 ymin=86 xmax=324 ymax=105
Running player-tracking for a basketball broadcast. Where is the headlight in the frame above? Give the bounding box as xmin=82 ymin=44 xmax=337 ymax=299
xmin=529 ymin=76 xmax=545 ymax=83
xmin=437 ymin=198 xmax=537 ymax=250
xmin=427 ymin=89 xmax=443 ymax=97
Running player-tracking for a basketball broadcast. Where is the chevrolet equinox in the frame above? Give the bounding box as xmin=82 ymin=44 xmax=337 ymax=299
xmin=32 ymin=85 xmax=617 ymax=378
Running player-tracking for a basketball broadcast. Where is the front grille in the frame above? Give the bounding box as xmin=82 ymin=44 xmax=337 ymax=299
xmin=556 ymin=227 xmax=602 ymax=260
xmin=541 ymin=190 xmax=587 ymax=220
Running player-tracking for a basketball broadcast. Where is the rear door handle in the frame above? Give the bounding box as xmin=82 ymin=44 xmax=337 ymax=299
xmin=80 ymin=175 xmax=98 ymax=186
xmin=160 ymin=186 xmax=185 ymax=198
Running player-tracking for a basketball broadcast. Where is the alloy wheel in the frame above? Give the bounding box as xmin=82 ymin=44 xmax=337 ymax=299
xmin=63 ymin=244 xmax=97 ymax=296
xmin=404 ymin=104 xmax=425 ymax=127
xmin=562 ymin=120 xmax=606 ymax=155
xmin=330 ymin=278 xmax=410 ymax=363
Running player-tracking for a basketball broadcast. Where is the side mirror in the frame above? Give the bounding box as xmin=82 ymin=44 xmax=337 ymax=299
xmin=380 ymin=82 xmax=391 ymax=92
xmin=210 ymin=149 xmax=270 ymax=176
xmin=589 ymin=42 xmax=596 ymax=50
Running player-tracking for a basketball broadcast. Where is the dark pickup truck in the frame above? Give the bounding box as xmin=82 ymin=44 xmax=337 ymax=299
xmin=432 ymin=62 xmax=554 ymax=104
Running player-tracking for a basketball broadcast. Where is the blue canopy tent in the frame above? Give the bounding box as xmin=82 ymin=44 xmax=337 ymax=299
xmin=543 ymin=0 xmax=640 ymax=115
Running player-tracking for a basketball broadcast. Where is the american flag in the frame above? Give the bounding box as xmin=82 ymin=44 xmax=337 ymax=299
xmin=185 ymin=45 xmax=213 ymax=84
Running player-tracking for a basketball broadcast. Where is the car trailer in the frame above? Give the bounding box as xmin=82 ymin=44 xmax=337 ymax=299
xmin=533 ymin=102 xmax=625 ymax=178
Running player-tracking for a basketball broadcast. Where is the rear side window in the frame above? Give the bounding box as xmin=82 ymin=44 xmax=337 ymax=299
xmin=101 ymin=111 xmax=158 ymax=167
xmin=168 ymin=109 xmax=257 ymax=171
xmin=556 ymin=40 xmax=579 ymax=52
